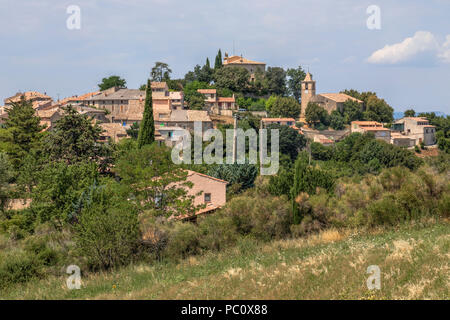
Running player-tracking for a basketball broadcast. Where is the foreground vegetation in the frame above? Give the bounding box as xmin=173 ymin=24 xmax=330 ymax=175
xmin=1 ymin=220 xmax=448 ymax=299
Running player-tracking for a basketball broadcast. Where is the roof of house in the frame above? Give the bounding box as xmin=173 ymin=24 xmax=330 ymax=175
xmin=217 ymin=97 xmax=235 ymax=103
xmin=87 ymin=89 xmax=145 ymax=101
xmin=362 ymin=127 xmax=390 ymax=131
xmin=223 ymin=55 xmax=265 ymax=65
xmin=186 ymin=170 xmax=228 ymax=184
xmin=262 ymin=118 xmax=296 ymax=122
xmin=187 ymin=110 xmax=212 ymax=122
xmin=59 ymin=91 xmax=100 ymax=105
xmin=169 ymin=110 xmax=211 ymax=122
xmin=318 ymin=93 xmax=363 ymax=103
xmin=169 ymin=91 xmax=183 ymax=100
xmin=36 ymin=108 xmax=61 ymax=119
xmin=99 ymin=123 xmax=128 ymax=137
xmin=5 ymin=91 xmax=52 ymax=104
xmin=151 ymin=82 xmax=168 ymax=89
xmin=197 ymin=89 xmax=217 ymax=94
xmin=351 ymin=121 xmax=383 ymax=125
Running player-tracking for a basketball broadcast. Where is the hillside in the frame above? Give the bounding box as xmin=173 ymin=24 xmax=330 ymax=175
xmin=2 ymin=221 xmax=448 ymax=300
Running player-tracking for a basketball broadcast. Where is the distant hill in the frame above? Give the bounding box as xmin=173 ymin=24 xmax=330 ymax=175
xmin=394 ymin=111 xmax=447 ymax=120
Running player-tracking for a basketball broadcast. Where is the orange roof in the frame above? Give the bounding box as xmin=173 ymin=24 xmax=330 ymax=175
xmin=224 ymin=55 xmax=265 ymax=65
xmin=362 ymin=127 xmax=390 ymax=131
xmin=218 ymin=97 xmax=235 ymax=103
xmin=151 ymin=82 xmax=168 ymax=89
xmin=262 ymin=118 xmax=296 ymax=122
xmin=197 ymin=89 xmax=217 ymax=94
xmin=319 ymin=93 xmax=362 ymax=103
xmin=186 ymin=170 xmax=228 ymax=184
xmin=352 ymin=121 xmax=383 ymax=125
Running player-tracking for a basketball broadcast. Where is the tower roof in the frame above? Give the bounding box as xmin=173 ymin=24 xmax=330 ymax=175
xmin=304 ymin=72 xmax=313 ymax=82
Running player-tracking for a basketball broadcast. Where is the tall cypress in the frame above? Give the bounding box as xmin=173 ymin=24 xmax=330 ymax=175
xmin=206 ymin=57 xmax=211 ymax=68
xmin=214 ymin=49 xmax=223 ymax=69
xmin=137 ymin=79 xmax=155 ymax=148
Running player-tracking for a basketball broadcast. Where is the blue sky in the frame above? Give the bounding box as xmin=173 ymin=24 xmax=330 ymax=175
xmin=1 ymin=0 xmax=449 ymax=113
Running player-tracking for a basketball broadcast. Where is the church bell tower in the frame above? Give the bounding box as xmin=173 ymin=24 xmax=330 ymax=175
xmin=301 ymin=72 xmax=316 ymax=118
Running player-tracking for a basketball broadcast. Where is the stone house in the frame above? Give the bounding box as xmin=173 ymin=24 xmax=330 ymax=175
xmin=350 ymin=121 xmax=391 ymax=143
xmin=392 ymin=117 xmax=436 ymax=146
xmin=155 ymin=110 xmax=213 ymax=133
xmin=175 ymin=170 xmax=228 ymax=221
xmin=197 ymin=89 xmax=236 ymax=116
xmin=223 ymin=53 xmax=266 ymax=81
xmin=4 ymin=91 xmax=53 ymax=109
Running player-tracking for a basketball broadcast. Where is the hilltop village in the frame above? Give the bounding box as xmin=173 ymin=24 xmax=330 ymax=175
xmin=0 ymin=50 xmax=448 ymax=290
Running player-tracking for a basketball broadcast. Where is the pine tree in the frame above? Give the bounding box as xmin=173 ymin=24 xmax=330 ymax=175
xmin=137 ymin=79 xmax=155 ymax=148
xmin=0 ymin=98 xmax=44 ymax=169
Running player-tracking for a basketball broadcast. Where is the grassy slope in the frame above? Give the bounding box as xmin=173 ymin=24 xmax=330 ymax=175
xmin=1 ymin=221 xmax=449 ymax=300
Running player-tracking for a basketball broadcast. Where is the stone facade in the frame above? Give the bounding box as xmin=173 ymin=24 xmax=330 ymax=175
xmin=392 ymin=117 xmax=436 ymax=146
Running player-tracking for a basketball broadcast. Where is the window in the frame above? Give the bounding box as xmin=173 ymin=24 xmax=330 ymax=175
xmin=204 ymin=193 xmax=211 ymax=203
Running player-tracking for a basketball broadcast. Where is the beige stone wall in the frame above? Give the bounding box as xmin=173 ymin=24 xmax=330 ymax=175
xmin=185 ymin=173 xmax=227 ymax=207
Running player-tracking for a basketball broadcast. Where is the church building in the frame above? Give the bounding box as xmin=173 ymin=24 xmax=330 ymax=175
xmin=300 ymin=72 xmax=363 ymax=117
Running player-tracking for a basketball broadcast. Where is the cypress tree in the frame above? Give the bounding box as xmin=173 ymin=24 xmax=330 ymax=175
xmin=137 ymin=79 xmax=155 ymax=148
xmin=206 ymin=57 xmax=210 ymax=68
xmin=214 ymin=49 xmax=223 ymax=69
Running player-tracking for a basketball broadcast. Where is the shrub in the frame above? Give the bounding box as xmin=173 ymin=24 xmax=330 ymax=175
xmin=221 ymin=195 xmax=292 ymax=241
xmin=198 ymin=213 xmax=238 ymax=251
xmin=164 ymin=222 xmax=202 ymax=260
xmin=0 ymin=251 xmax=42 ymax=289
xmin=74 ymin=184 xmax=141 ymax=270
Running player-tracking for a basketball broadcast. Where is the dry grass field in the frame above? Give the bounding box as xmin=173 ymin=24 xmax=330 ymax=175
xmin=1 ymin=221 xmax=448 ymax=300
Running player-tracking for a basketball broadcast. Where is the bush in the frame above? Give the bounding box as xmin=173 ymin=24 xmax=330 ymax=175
xmin=198 ymin=213 xmax=238 ymax=252
xmin=0 ymin=251 xmax=42 ymax=289
xmin=221 ymin=195 xmax=292 ymax=241
xmin=164 ymin=222 xmax=202 ymax=260
xmin=74 ymin=184 xmax=141 ymax=270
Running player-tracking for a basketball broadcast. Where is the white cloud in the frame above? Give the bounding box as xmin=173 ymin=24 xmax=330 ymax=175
xmin=437 ymin=35 xmax=450 ymax=63
xmin=367 ymin=31 xmax=440 ymax=65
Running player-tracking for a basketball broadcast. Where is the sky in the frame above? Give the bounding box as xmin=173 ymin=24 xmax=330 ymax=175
xmin=0 ymin=0 xmax=449 ymax=114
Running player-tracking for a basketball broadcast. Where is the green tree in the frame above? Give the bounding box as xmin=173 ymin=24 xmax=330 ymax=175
xmin=291 ymin=153 xmax=335 ymax=224
xmin=404 ymin=109 xmax=416 ymax=117
xmin=208 ymin=163 xmax=258 ymax=194
xmin=286 ymin=66 xmax=306 ymax=102
xmin=188 ymin=93 xmax=206 ymax=110
xmin=137 ymin=79 xmax=155 ymax=148
xmin=214 ymin=66 xmax=250 ymax=92
xmin=116 ymin=144 xmax=202 ymax=218
xmin=74 ymin=182 xmax=141 ymax=270
xmin=151 ymin=62 xmax=172 ymax=82
xmin=32 ymin=161 xmax=99 ymax=229
xmin=126 ymin=122 xmax=140 ymax=140
xmin=214 ymin=49 xmax=223 ymax=69
xmin=0 ymin=98 xmax=44 ymax=169
xmin=364 ymin=95 xmax=394 ymax=123
xmin=342 ymin=99 xmax=364 ymax=123
xmin=329 ymin=110 xmax=345 ymax=130
xmin=266 ymin=96 xmax=301 ymax=119
xmin=43 ymin=106 xmax=112 ymax=169
xmin=265 ymin=67 xmax=287 ymax=96
xmin=267 ymin=123 xmax=306 ymax=161
xmin=305 ymin=102 xmax=329 ymax=127
xmin=98 ymin=76 xmax=126 ymax=91
xmin=0 ymin=153 xmax=13 ymax=213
